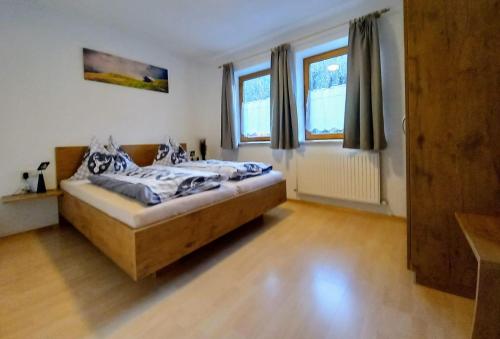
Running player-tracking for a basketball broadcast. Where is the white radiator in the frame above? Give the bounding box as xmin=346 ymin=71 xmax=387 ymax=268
xmin=296 ymin=146 xmax=380 ymax=204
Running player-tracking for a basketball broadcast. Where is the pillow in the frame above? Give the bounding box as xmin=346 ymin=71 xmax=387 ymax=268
xmin=107 ymin=136 xmax=139 ymax=172
xmin=153 ymin=138 xmax=189 ymax=166
xmin=70 ymin=138 xmax=115 ymax=180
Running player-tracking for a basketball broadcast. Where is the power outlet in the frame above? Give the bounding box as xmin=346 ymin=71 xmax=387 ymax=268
xmin=22 ymin=171 xmax=39 ymax=193
xmin=18 ymin=171 xmax=32 ymax=193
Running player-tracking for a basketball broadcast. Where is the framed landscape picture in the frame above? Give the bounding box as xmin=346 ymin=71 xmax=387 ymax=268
xmin=83 ymin=48 xmax=168 ymax=93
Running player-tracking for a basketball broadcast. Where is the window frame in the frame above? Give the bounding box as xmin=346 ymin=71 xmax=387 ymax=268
xmin=238 ymin=69 xmax=272 ymax=143
xmin=303 ymin=46 xmax=348 ymax=141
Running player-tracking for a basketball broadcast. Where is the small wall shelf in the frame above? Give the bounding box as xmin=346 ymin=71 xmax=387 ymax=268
xmin=1 ymin=190 xmax=63 ymax=204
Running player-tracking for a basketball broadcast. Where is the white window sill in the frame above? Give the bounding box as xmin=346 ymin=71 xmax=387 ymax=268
xmin=239 ymin=141 xmax=270 ymax=146
xmin=238 ymin=139 xmax=344 ymax=147
xmin=302 ymin=139 xmax=343 ymax=145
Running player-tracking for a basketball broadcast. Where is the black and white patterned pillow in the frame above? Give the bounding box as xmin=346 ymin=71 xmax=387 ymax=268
xmin=153 ymin=138 xmax=189 ymax=166
xmin=108 ymin=136 xmax=139 ymax=173
xmin=70 ymin=138 xmax=115 ymax=180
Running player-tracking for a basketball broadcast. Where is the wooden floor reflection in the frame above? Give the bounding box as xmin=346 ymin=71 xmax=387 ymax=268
xmin=0 ymin=200 xmax=473 ymax=338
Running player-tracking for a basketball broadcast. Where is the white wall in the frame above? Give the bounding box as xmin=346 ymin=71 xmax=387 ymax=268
xmin=0 ymin=3 xmax=200 ymax=236
xmin=0 ymin=1 xmax=406 ymax=237
xmin=191 ymin=4 xmax=406 ymax=217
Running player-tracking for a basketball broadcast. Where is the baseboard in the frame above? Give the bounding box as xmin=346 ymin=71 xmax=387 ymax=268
xmin=287 ymin=198 xmax=407 ymax=221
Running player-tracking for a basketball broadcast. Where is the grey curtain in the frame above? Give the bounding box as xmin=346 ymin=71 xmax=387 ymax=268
xmin=343 ymin=14 xmax=387 ymax=150
xmin=270 ymin=44 xmax=299 ymax=149
xmin=220 ymin=63 xmax=237 ymax=150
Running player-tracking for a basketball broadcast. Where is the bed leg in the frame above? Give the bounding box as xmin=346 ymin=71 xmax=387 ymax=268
xmin=251 ymin=215 xmax=264 ymax=225
xmin=58 ymin=214 xmax=71 ymax=227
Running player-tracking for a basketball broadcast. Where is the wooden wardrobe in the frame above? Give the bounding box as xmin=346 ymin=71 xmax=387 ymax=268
xmin=405 ymin=0 xmax=500 ymax=297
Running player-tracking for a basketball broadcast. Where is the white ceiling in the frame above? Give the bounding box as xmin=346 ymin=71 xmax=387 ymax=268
xmin=28 ymin=0 xmax=398 ymax=61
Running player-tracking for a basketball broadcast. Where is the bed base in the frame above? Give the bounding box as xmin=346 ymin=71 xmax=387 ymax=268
xmin=59 ymin=180 xmax=286 ymax=280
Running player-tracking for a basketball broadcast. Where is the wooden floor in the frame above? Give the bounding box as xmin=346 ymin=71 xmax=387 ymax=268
xmin=0 ymin=201 xmax=473 ymax=339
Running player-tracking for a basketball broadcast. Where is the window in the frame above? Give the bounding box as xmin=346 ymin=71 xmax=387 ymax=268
xmin=304 ymin=47 xmax=348 ymax=140
xmin=239 ymin=69 xmax=271 ymax=142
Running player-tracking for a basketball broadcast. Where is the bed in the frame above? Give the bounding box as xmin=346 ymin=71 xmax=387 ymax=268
xmin=55 ymin=144 xmax=287 ymax=281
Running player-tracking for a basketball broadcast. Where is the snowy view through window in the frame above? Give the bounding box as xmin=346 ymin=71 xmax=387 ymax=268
xmin=241 ymin=73 xmax=270 ymax=140
xmin=306 ymin=52 xmax=348 ymax=137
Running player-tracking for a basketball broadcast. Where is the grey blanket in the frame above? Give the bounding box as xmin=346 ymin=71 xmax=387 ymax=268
xmin=173 ymin=160 xmax=272 ymax=180
xmin=89 ymin=165 xmax=221 ymax=205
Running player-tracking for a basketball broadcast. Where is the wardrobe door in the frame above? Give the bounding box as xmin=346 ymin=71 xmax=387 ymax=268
xmin=405 ymin=0 xmax=500 ymax=297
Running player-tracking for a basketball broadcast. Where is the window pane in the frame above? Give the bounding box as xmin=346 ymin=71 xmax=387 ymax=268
xmin=241 ymin=74 xmax=271 ymax=139
xmin=306 ymin=53 xmax=347 ymax=137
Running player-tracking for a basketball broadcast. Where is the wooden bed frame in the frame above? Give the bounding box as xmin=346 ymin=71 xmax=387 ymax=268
xmin=55 ymin=144 xmax=287 ymax=281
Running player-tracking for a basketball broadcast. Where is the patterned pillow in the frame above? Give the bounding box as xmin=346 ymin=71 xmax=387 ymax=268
xmin=70 ymin=138 xmax=115 ymax=180
xmin=107 ymin=136 xmax=139 ymax=173
xmin=153 ymin=138 xmax=189 ymax=166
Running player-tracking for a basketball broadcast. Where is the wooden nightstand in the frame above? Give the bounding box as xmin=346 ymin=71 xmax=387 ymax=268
xmin=1 ymin=190 xmax=63 ymax=204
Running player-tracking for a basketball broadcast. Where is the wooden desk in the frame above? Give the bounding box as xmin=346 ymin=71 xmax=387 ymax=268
xmin=455 ymin=213 xmax=500 ymax=339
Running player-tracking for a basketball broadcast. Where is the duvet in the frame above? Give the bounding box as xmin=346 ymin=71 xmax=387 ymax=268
xmin=173 ymin=160 xmax=272 ymax=180
xmin=89 ymin=165 xmax=221 ymax=205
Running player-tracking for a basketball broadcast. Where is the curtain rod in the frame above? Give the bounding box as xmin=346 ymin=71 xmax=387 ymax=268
xmin=217 ymin=7 xmax=390 ymax=69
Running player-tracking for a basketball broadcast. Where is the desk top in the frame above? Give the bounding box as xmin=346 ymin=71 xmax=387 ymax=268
xmin=455 ymin=213 xmax=500 ymax=266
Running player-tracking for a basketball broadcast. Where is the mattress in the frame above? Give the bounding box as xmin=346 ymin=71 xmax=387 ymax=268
xmin=60 ymin=179 xmax=238 ymax=228
xmin=224 ymin=170 xmax=284 ymax=193
xmin=60 ymin=170 xmax=284 ymax=229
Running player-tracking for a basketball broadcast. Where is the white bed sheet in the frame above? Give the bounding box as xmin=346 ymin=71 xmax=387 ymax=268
xmin=60 ymin=170 xmax=284 ymax=229
xmin=60 ymin=179 xmax=238 ymax=229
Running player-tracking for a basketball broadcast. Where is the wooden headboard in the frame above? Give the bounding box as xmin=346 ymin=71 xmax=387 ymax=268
xmin=55 ymin=143 xmax=187 ymax=186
